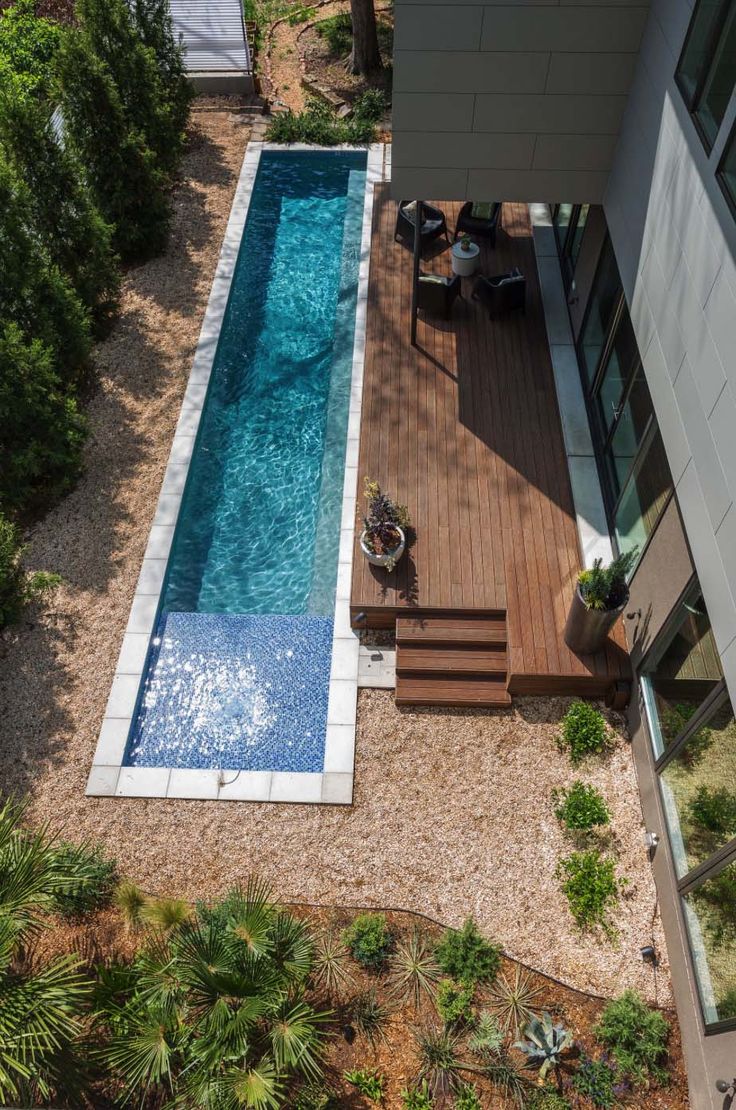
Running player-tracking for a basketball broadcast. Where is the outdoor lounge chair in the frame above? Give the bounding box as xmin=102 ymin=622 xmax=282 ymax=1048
xmin=454 ymin=201 xmax=502 ymax=246
xmin=416 ymin=272 xmax=461 ymax=319
xmin=395 ymin=201 xmax=449 ymax=250
xmin=472 ymin=269 xmax=526 ymax=317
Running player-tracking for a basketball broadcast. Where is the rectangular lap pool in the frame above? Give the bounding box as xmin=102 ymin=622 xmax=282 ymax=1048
xmin=90 ymin=146 xmax=373 ymax=801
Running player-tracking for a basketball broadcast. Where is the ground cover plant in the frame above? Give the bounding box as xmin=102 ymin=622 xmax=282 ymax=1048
xmin=595 ymin=990 xmax=670 ymax=1087
xmin=265 ymin=90 xmax=387 ymax=144
xmin=558 ymin=700 xmax=608 ymax=764
xmin=556 ymin=849 xmax=625 ymax=933
xmin=553 ymin=781 xmax=611 ymax=831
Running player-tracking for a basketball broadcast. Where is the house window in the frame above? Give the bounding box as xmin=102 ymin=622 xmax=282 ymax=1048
xmin=641 ymin=584 xmax=736 ymax=1030
xmin=718 ymin=122 xmax=736 ymax=211
xmin=576 ymin=238 xmax=674 ymax=566
xmin=552 ymin=203 xmax=590 ymax=290
xmin=677 ymin=0 xmax=736 ymax=149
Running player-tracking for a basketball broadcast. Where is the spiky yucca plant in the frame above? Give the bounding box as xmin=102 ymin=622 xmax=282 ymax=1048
xmin=311 ymin=928 xmax=354 ymax=997
xmin=387 ymin=928 xmax=442 ymax=1008
xmin=488 ymin=967 xmax=544 ymax=1036
xmin=94 ymin=877 xmax=330 ymax=1108
xmin=0 ymin=798 xmax=106 ymax=1105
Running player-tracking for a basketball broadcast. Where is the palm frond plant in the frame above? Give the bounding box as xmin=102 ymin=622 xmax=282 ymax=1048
xmin=310 ymin=928 xmax=354 ymax=997
xmin=350 ymin=987 xmax=391 ymax=1047
xmin=387 ymin=928 xmax=442 ymax=1008
xmin=94 ymin=878 xmax=332 ymax=1107
xmin=0 ymin=798 xmax=110 ymax=1105
xmin=488 ymin=967 xmax=544 ymax=1036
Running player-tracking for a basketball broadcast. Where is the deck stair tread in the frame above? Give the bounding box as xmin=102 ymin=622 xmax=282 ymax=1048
xmin=395 ymin=613 xmax=511 ymax=708
xmin=395 ymin=676 xmax=511 ymax=708
xmin=396 ymin=615 xmax=507 ymax=648
xmin=397 ymin=647 xmax=507 ymax=677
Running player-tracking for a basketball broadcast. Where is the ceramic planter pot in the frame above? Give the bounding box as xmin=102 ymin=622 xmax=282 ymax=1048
xmin=360 ymin=526 xmax=405 ymax=571
xmin=564 ymin=585 xmax=628 ymax=655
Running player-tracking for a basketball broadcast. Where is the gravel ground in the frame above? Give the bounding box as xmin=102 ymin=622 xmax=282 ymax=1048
xmin=0 ymin=106 xmax=670 ymax=1007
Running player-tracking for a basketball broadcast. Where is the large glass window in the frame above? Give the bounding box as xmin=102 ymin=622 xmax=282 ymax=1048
xmin=578 ymin=238 xmax=623 ymax=385
xmin=613 ymin=428 xmax=673 ymax=560
xmin=642 ymin=584 xmax=736 ymax=1030
xmin=718 ymin=122 xmax=736 ymax=211
xmin=677 ymin=0 xmax=736 ymax=148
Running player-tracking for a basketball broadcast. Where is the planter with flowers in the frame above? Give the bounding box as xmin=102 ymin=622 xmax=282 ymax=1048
xmin=359 ymin=478 xmax=410 ymax=572
xmin=564 ymin=550 xmax=638 ymax=655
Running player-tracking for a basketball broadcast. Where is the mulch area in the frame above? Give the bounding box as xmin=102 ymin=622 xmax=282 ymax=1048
xmin=40 ymin=903 xmax=689 ymax=1110
xmin=299 ymin=10 xmax=393 ymax=104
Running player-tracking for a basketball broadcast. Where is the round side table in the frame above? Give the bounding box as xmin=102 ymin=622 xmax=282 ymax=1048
xmin=451 ymin=240 xmax=480 ymax=276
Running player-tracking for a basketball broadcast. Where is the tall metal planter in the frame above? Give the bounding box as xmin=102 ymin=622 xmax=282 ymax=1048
xmin=564 ymin=586 xmax=628 ymax=655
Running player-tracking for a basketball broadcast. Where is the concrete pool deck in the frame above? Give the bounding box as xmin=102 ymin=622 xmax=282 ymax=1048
xmin=86 ymin=141 xmax=384 ymax=804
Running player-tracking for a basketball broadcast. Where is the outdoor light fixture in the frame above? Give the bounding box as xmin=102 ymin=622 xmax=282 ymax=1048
xmin=640 ymin=945 xmax=658 ymax=966
xmin=644 ymin=830 xmax=660 ymax=851
xmin=716 ymin=1077 xmax=736 ymax=1094
xmin=353 ymin=611 xmax=367 ymax=624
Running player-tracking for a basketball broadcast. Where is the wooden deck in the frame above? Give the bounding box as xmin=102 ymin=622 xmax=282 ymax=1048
xmin=350 ymin=186 xmax=630 ymax=700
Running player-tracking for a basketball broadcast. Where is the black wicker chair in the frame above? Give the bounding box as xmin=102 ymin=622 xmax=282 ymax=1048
xmin=416 ymin=273 xmax=461 ymax=319
xmin=472 ymin=269 xmax=525 ymax=317
xmin=395 ymin=201 xmax=449 ymax=250
xmin=454 ymin=201 xmax=502 ymax=246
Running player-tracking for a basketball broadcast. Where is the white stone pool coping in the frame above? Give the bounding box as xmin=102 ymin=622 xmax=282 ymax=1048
xmin=86 ymin=142 xmax=383 ymax=805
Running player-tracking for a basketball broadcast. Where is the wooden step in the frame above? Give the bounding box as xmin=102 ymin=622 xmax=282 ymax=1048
xmin=396 ymin=646 xmax=507 ymax=677
xmin=395 ymin=675 xmax=512 ymax=708
xmin=396 ymin=615 xmax=507 ymax=649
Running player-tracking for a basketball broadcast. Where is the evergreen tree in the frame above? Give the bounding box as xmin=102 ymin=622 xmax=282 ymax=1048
xmin=0 ymin=75 xmax=119 ymax=325
xmin=0 ymin=0 xmax=61 ymax=96
xmin=0 ymin=323 xmax=87 ymax=513
xmin=0 ymin=149 xmax=90 ymax=386
xmin=132 ymin=0 xmax=192 ymax=138
xmin=77 ymin=0 xmax=185 ymax=175
xmin=55 ymin=29 xmax=170 ymax=260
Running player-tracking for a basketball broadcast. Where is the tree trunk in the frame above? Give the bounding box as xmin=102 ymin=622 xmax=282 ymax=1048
xmin=348 ymin=0 xmax=382 ymax=75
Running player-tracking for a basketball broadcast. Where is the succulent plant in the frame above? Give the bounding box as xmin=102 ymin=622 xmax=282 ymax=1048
xmin=514 ymin=1012 xmax=572 ymax=1080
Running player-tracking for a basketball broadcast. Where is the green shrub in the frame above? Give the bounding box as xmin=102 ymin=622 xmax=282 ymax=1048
xmin=691 ymin=865 xmax=736 ymax=947
xmin=265 ymin=93 xmax=384 ymax=146
xmin=0 ymin=79 xmax=119 ymax=324
xmin=435 ymin=918 xmax=501 ymax=986
xmin=454 ymin=1084 xmax=481 ymax=1110
xmin=342 ymin=912 xmax=394 ymax=970
xmin=401 ymin=1080 xmax=433 ymax=1109
xmin=559 ymin=700 xmax=608 ymax=764
xmin=286 ymin=5 xmax=316 ymax=25
xmin=577 ymin=550 xmax=637 ymax=612
xmin=556 ymin=850 xmax=623 ymax=932
xmin=50 ymin=842 xmax=118 ymax=917
xmin=0 ymin=323 xmax=87 ymax=513
xmin=0 ymin=512 xmax=60 ymax=628
xmin=553 ymin=781 xmax=610 ymax=830
xmin=595 ymin=990 xmax=669 ymax=1086
xmin=436 ymin=978 xmax=474 ymax=1027
xmin=315 ymin=12 xmax=352 ymax=54
xmin=344 ymin=1069 xmax=385 ymax=1102
xmin=0 ymin=0 xmax=62 ymax=95
xmin=131 ymin=0 xmax=193 ymax=139
xmin=0 ymin=152 xmax=91 ymax=387
xmin=56 ymin=29 xmax=171 ymax=261
xmin=688 ymin=786 xmax=736 ymax=836
xmin=571 ymin=1056 xmax=617 ymax=1109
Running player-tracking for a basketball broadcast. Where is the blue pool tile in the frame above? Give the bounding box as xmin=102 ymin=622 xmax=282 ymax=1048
xmin=126 ymin=612 xmax=332 ymax=772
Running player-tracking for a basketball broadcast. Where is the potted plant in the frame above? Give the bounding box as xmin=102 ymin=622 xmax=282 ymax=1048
xmin=460 ymin=233 xmax=472 ymax=252
xmin=564 ymin=550 xmax=638 ymax=655
xmin=359 ymin=478 xmax=409 ymax=572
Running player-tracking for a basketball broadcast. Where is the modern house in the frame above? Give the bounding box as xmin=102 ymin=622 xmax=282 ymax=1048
xmin=390 ymin=0 xmax=736 ymax=1105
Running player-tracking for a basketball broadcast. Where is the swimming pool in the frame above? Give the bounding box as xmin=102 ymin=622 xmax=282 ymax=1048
xmin=98 ymin=147 xmax=370 ymax=789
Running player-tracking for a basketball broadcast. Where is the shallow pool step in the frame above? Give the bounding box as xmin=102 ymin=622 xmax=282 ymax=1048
xmin=394 ymin=613 xmax=510 ymax=708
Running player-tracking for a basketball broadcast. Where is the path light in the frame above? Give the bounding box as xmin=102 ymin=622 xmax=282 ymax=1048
xmin=644 ymin=830 xmax=660 ymax=851
xmin=640 ymin=945 xmax=658 ymax=967
xmin=716 ymin=1077 xmax=736 ymax=1094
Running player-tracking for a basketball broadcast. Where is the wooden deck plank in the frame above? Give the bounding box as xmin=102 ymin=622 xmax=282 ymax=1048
xmin=351 ymin=186 xmax=629 ymax=692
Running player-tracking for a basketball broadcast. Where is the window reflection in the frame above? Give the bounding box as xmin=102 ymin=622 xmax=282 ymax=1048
xmin=683 ymin=858 xmax=736 ymax=1024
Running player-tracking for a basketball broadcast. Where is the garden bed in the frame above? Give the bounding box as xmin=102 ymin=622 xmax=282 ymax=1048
xmin=41 ymin=901 xmax=688 ymax=1109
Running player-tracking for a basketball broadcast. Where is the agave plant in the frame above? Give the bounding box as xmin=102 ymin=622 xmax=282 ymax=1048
xmin=488 ymin=966 xmax=544 ymax=1036
xmin=0 ymin=798 xmax=110 ymax=1105
xmin=514 ymin=1012 xmax=572 ymax=1081
xmin=94 ymin=877 xmax=331 ymax=1108
xmin=387 ymin=928 xmax=442 ymax=1008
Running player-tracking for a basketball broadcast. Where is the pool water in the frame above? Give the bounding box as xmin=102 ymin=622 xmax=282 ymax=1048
xmin=126 ymin=150 xmax=366 ymax=771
